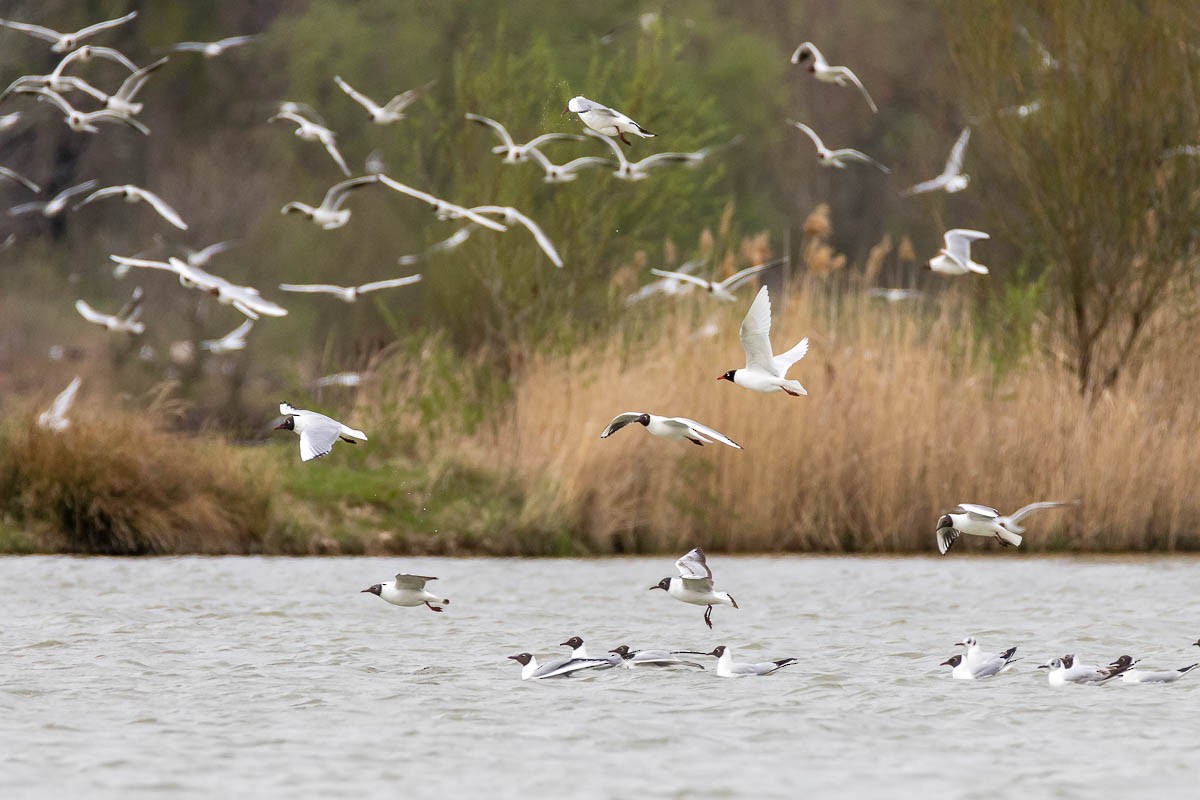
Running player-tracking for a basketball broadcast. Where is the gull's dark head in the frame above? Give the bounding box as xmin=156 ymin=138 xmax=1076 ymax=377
xmin=708 ymin=646 xmax=727 ymax=658
xmin=717 ymin=369 xmax=737 ymax=383
xmin=560 ymin=636 xmax=584 ymax=650
xmin=360 ymin=584 xmax=382 ymax=596
xmin=508 ymin=653 xmax=533 ymax=666
xmin=274 ymin=416 xmax=295 ymax=431
xmin=609 ymin=645 xmax=632 ymax=657
xmin=941 ymin=655 xmax=962 ymax=668
xmin=797 ymin=49 xmax=811 ymax=64
xmin=636 ymin=413 xmax=651 ymax=427
xmin=1061 ymin=655 xmax=1075 ymax=668
xmin=937 ymin=514 xmax=953 ymax=530
xmin=1109 ymin=655 xmax=1137 ymax=670
xmin=649 ymin=577 xmax=671 ymax=591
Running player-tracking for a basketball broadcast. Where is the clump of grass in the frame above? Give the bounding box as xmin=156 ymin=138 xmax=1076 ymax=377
xmin=0 ymin=406 xmax=283 ymax=555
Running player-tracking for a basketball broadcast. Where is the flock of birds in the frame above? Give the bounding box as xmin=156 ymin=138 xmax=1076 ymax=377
xmin=2 ymin=12 xmax=1183 ymax=682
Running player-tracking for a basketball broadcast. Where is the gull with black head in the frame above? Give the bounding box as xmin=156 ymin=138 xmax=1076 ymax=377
xmin=650 ymin=547 xmax=738 ymax=629
xmin=361 ymin=573 xmax=448 ymax=612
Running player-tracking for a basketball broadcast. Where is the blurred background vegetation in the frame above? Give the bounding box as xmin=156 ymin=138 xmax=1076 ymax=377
xmin=1 ymin=0 xmax=1198 ymax=554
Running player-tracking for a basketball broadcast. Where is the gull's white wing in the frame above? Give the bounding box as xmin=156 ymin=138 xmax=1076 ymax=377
xmin=115 ymin=286 xmax=144 ymax=321
xmin=524 ymin=132 xmax=584 ymax=149
xmin=772 ymin=337 xmax=809 ymax=376
xmin=204 ymin=319 xmax=253 ymax=349
xmin=831 ymin=66 xmax=878 ymax=113
xmin=48 ymin=376 xmax=82 ymax=419
xmin=582 ymin=128 xmax=629 ymax=166
xmin=393 ymin=573 xmax=436 ymax=590
xmin=945 ymin=128 xmax=971 ymax=175
xmin=227 ymin=287 xmax=287 ymax=317
xmin=789 ymin=41 xmax=822 ymax=66
xmin=323 ymin=175 xmax=380 ymax=210
xmin=381 ymin=81 xmax=434 ymax=114
xmin=190 ymin=240 xmax=236 ymax=265
xmin=739 ymin=285 xmax=777 ymax=373
xmin=720 ymin=260 xmax=780 ymax=291
xmin=376 ymin=175 xmax=505 ymax=231
xmin=7 ymin=201 xmax=46 ymax=215
xmin=600 ymin=412 xmax=644 ymax=439
xmin=957 ymin=503 xmax=1000 ymax=520
xmin=901 ymin=176 xmax=948 ymax=196
xmin=632 ymin=151 xmax=703 ymax=171
xmin=1005 ymin=500 xmax=1077 ymax=525
xmin=649 ymin=268 xmax=710 ymax=290
xmin=464 ymin=113 xmax=515 ymax=150
xmin=356 ymin=274 xmax=422 ymax=293
xmin=109 ymin=254 xmax=182 ymax=277
xmin=298 ymin=417 xmax=343 ymax=461
xmin=675 ymin=547 xmax=712 ymax=579
xmin=679 ymin=576 xmax=715 ymax=593
xmin=24 ymin=87 xmax=78 ymax=116
xmin=936 ymin=526 xmax=959 ymax=555
xmin=74 ymin=11 xmax=138 ymax=40
xmin=0 ymin=20 xmax=63 ymax=43
xmin=76 ymin=185 xmax=125 ymax=208
xmin=334 ymin=75 xmax=381 ymax=114
xmin=112 ymin=57 xmax=167 ymax=102
xmin=473 ymin=206 xmax=563 ymax=268
xmin=278 ymin=284 xmax=348 ymax=295
xmin=943 ymin=229 xmax=988 ymax=263
xmin=322 ymin=137 xmax=351 ymax=177
xmin=671 ymin=418 xmax=742 ymax=449
xmin=0 ymin=165 xmax=40 ymax=193
xmin=559 ymin=156 xmax=612 ymax=173
xmin=74 ymin=299 xmax=112 ymax=326
xmin=54 ymin=180 xmax=98 ymax=203
xmin=833 ymin=149 xmax=890 ymax=173
xmin=131 ymin=187 xmax=188 ymax=230
xmin=170 ymin=42 xmax=211 ymax=52
xmin=788 ymin=120 xmax=825 ymax=152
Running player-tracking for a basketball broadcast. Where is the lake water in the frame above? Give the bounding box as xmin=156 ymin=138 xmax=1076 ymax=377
xmin=2 ymin=555 xmax=1196 ymax=798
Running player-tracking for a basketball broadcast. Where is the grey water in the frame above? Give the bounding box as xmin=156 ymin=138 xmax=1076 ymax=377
xmin=2 ymin=555 xmax=1197 ymax=799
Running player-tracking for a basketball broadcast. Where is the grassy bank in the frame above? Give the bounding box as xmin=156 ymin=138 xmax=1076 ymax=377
xmin=5 ymin=275 xmax=1199 ymax=556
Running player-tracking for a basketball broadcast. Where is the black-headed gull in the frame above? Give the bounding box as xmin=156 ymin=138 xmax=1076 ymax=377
xmin=0 ymin=11 xmax=138 ymax=53
xmin=600 ymin=412 xmax=741 ymax=449
xmin=625 ymin=259 xmax=703 ymax=305
xmin=75 ymin=287 xmax=145 ymax=334
xmin=9 ymin=179 xmax=95 ymax=217
xmin=788 ymin=121 xmax=889 ymax=172
xmin=465 ymin=113 xmax=583 ymax=162
xmin=649 ymin=259 xmax=778 ymax=303
xmin=336 ymin=76 xmax=433 ymax=125
xmin=37 ymin=376 xmax=81 ymax=432
xmin=1 ymin=62 xmax=110 ymax=104
xmin=104 ymin=57 xmax=168 ymax=116
xmin=902 ymin=128 xmax=971 ymax=196
xmin=1038 ymin=654 xmax=1129 ymax=686
xmin=274 ymin=401 xmax=367 ymax=462
xmin=1112 ymin=657 xmax=1197 ymax=684
xmin=565 ymin=95 xmax=655 ymax=145
xmin=926 ymin=229 xmax=990 ymax=276
xmin=708 ymin=645 xmax=797 ymax=677
xmin=279 ymin=273 xmax=421 ymax=303
xmin=936 ymin=501 xmax=1076 ymax=555
xmin=376 ymin=175 xmax=506 ymax=231
xmin=650 ymin=547 xmax=738 ymax=629
xmin=467 ymin=205 xmax=562 ymax=267
xmin=200 ymin=319 xmax=254 ymax=354
xmin=790 ymin=41 xmax=878 ymax=113
xmin=14 ymin=87 xmax=148 ymax=135
xmin=507 ymin=652 xmax=610 ymax=680
xmin=170 ymin=35 xmax=259 ymax=58
xmin=581 ymin=128 xmax=711 ymax=181
xmin=281 ymin=175 xmax=379 ymax=230
xmin=76 ymin=184 xmax=186 ymax=229
xmin=0 ymin=165 xmax=40 ymax=193
xmin=718 ymin=285 xmax=809 ymax=396
xmin=361 ymin=573 xmax=448 ymax=612
xmin=955 ymin=636 xmax=1021 ymax=671
xmin=940 ymin=648 xmax=1020 ymax=679
xmin=524 ymin=147 xmax=612 ymax=184
xmin=109 ymin=254 xmax=287 ymax=320
xmin=269 ymin=110 xmax=350 ymax=176
xmin=608 ymin=645 xmax=705 ymax=669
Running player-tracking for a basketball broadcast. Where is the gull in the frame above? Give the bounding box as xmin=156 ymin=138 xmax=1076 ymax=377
xmin=955 ymin=636 xmax=1021 ymax=671
xmin=313 ymin=372 xmax=363 ymax=388
xmin=364 ymin=149 xmax=387 ymax=175
xmin=76 ymin=184 xmax=186 ymax=229
xmin=104 ymin=56 xmax=168 ymax=116
xmin=718 ymin=285 xmax=810 ymax=396
xmin=788 ymin=121 xmax=889 ymax=172
xmin=1113 ymin=658 xmax=1198 ymax=684
xmin=37 ymin=376 xmax=81 ymax=432
xmin=581 ymin=129 xmax=712 ymax=181
xmin=464 ymin=113 xmax=584 ymax=163
xmin=650 ymin=259 xmax=778 ymax=303
xmin=376 ymin=174 xmax=506 ymax=231
xmin=0 ymin=165 xmax=40 ymax=193
xmin=626 ymin=258 xmax=702 ymax=305
xmin=1 ymin=45 xmax=134 ymax=102
xmin=279 ymin=273 xmax=421 ymax=302
xmin=0 ymin=112 xmax=22 ymax=131
xmin=170 ymin=35 xmax=259 ymax=58
xmin=1000 ymin=100 xmax=1043 ymax=119
xmin=789 ymin=41 xmax=878 ymax=113
xmin=13 ymin=88 xmax=148 ymax=135
xmin=75 ymin=287 xmax=145 ymax=334
xmin=1162 ymin=145 xmax=1200 ymax=160
xmin=559 ymin=636 xmax=619 ymax=667
xmin=565 ymin=95 xmax=655 ymax=145
xmin=650 ymin=547 xmax=738 ymax=629
xmin=9 ymin=179 xmax=95 ymax=217
xmin=600 ymin=412 xmax=741 ymax=449
xmin=468 ymin=205 xmax=562 ymax=267
xmin=200 ymin=319 xmax=254 ymax=354
xmin=936 ymin=501 xmax=1076 ymax=555
xmin=1038 ymin=655 xmax=1128 ymax=686
xmin=48 ymin=44 xmax=137 ymax=73
xmin=926 ymin=229 xmax=989 ymax=276
xmin=280 ymin=175 xmax=379 ymax=230
xmin=902 ymin=128 xmax=971 ymax=196
xmin=108 ymin=255 xmax=287 ymax=320
xmin=398 ymin=226 xmax=474 ymax=264
xmin=1 ymin=233 xmax=14 ymax=251
xmin=336 ymin=76 xmax=433 ymax=124
xmin=867 ymin=288 xmax=922 ymax=303
xmin=608 ymin=646 xmax=705 ymax=670
xmin=525 ymin=147 xmax=612 ymax=184
xmin=507 ymin=652 xmax=611 ymax=680
xmin=274 ymin=401 xmax=367 ymax=462
xmin=361 ymin=573 xmax=449 ymax=612
xmin=0 ymin=11 xmax=138 ymax=53
xmin=939 ymin=648 xmax=1020 ymax=680
xmin=708 ymin=646 xmax=797 ymax=677
xmin=168 ymin=238 xmax=238 ymax=269
xmin=269 ymin=110 xmax=350 ymax=176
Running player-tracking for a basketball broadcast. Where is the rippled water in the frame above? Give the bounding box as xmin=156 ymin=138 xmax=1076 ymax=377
xmin=2 ymin=555 xmax=1196 ymax=798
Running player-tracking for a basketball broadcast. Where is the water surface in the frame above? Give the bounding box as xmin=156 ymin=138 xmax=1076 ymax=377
xmin=2 ymin=555 xmax=1196 ymax=798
